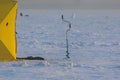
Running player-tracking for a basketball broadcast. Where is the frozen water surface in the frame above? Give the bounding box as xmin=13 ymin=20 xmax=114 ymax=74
xmin=0 ymin=10 xmax=120 ymax=80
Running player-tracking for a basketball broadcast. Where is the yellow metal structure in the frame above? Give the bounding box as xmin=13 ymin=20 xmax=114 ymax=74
xmin=0 ymin=0 xmax=18 ymax=61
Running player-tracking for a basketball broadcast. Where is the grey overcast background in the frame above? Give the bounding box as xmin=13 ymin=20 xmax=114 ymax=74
xmin=18 ymin=0 xmax=120 ymax=10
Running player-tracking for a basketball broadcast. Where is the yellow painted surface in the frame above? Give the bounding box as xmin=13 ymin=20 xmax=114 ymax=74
xmin=0 ymin=0 xmax=18 ymax=61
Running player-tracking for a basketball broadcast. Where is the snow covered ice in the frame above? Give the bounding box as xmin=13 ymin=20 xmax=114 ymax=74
xmin=0 ymin=10 xmax=120 ymax=80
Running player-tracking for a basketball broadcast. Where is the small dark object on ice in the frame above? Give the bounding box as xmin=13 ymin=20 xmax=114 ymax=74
xmin=25 ymin=14 xmax=29 ymax=17
xmin=20 ymin=12 xmax=23 ymax=16
xmin=17 ymin=56 xmax=45 ymax=60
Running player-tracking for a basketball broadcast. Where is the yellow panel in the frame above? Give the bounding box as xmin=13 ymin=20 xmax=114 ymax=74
xmin=0 ymin=0 xmax=17 ymax=23
xmin=0 ymin=0 xmax=18 ymax=61
xmin=0 ymin=40 xmax=14 ymax=61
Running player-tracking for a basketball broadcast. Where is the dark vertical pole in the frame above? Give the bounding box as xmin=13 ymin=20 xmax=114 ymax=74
xmin=61 ymin=15 xmax=71 ymax=58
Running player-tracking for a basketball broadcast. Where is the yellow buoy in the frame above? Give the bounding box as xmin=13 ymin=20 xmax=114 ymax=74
xmin=0 ymin=0 xmax=18 ymax=61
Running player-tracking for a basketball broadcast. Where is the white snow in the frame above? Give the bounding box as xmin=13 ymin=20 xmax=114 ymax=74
xmin=0 ymin=9 xmax=120 ymax=80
